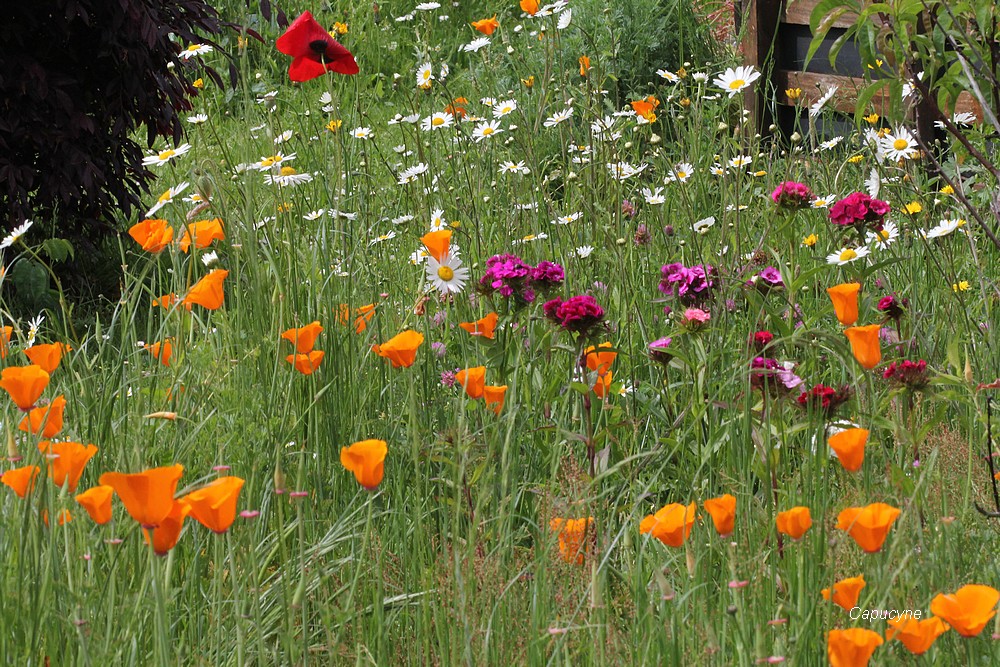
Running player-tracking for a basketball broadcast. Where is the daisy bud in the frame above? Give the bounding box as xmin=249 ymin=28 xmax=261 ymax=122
xmin=768 ymin=124 xmax=777 ymax=132
xmin=717 ymin=122 xmax=728 ymax=131
xmin=650 ymin=133 xmax=661 ymax=144
xmin=624 ymin=141 xmax=633 ymax=149
xmin=790 ymin=132 xmax=802 ymax=144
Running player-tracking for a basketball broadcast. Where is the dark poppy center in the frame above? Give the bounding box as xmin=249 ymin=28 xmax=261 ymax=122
xmin=308 ymin=39 xmax=329 ymax=54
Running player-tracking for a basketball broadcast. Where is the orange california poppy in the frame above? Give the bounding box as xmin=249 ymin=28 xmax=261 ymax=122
xmin=281 ymin=321 xmax=324 ymax=354
xmin=353 ymin=304 xmax=376 ymax=333
xmin=445 ymin=97 xmax=469 ymax=118
xmin=145 ymin=500 xmax=190 ymax=556
xmin=420 ymin=229 xmax=452 ymax=262
xmin=843 ymin=324 xmax=882 ymax=370
xmin=775 ymin=506 xmax=812 ymax=540
xmin=340 ymin=439 xmax=388 ymax=490
xmin=827 ymin=282 xmax=861 ymax=326
xmin=836 ymin=503 xmax=901 ymax=553
xmin=182 ymin=476 xmax=245 ymax=533
xmin=39 ymin=440 xmax=98 ymax=492
xmin=153 ymin=293 xmax=178 ymax=309
xmin=1 ymin=325 xmax=13 ymax=359
xmin=549 ymin=517 xmax=594 ymax=564
xmin=24 ymin=342 xmax=70 ymax=374
xmin=456 ymin=366 xmax=486 ymax=399
xmin=18 ymin=395 xmax=67 ymax=438
xmin=75 ymin=485 xmax=114 ymax=524
xmin=373 ymin=330 xmax=424 ymax=368
xmin=585 ymin=342 xmax=616 ymax=377
xmin=821 ymin=575 xmax=866 ymax=612
xmin=930 ymin=584 xmax=1000 ymax=637
xmin=578 ymin=55 xmax=591 ymax=77
xmin=99 ymin=464 xmax=184 ymax=528
xmin=484 ymin=385 xmax=507 ymax=414
xmin=42 ymin=508 xmax=72 ymax=527
xmin=828 ymin=428 xmax=869 ymax=472
xmin=520 ymin=0 xmax=539 ymax=15
xmin=1 ymin=465 xmax=39 ymax=498
xmin=886 ymin=615 xmax=949 ymax=654
xmin=631 ymin=96 xmax=660 ymax=122
xmin=178 ymin=218 xmax=225 ymax=252
xmin=827 ymin=628 xmax=883 ymax=667
xmin=593 ymin=371 xmax=613 ymax=399
xmin=459 ymin=312 xmax=498 ymax=339
xmin=146 ymin=339 xmax=173 ymax=367
xmin=703 ymin=494 xmax=736 ymax=537
xmin=128 ymin=219 xmax=174 ymax=253
xmin=286 ymin=350 xmax=325 ymax=375
xmin=640 ymin=502 xmax=696 ymax=547
xmin=0 ymin=364 xmax=50 ymax=411
xmin=183 ymin=269 xmax=229 ymax=310
xmin=471 ymin=15 xmax=499 ymax=35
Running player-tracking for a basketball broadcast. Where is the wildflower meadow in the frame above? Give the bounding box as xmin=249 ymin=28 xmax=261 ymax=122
xmin=2 ymin=0 xmax=1000 ymax=664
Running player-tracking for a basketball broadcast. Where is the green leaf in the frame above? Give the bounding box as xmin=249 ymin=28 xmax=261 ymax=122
xmin=41 ymin=237 xmax=74 ymax=263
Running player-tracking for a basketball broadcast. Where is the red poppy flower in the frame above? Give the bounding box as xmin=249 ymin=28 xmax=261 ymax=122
xmin=276 ymin=11 xmax=359 ymax=82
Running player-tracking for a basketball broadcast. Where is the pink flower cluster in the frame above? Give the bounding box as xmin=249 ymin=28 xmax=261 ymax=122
xmin=828 ymin=192 xmax=891 ymax=228
xmin=543 ymin=295 xmax=605 ymax=334
xmin=771 ymin=181 xmax=813 ymax=210
xmin=659 ymin=262 xmax=716 ymax=305
xmin=883 ymin=359 xmax=929 ymax=389
xmin=479 ymin=254 xmax=564 ymax=304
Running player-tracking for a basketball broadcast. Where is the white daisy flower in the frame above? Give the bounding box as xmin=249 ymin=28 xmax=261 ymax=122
xmin=642 ymin=187 xmax=665 ymax=205
xmin=493 ymin=99 xmax=517 ymax=118
xmin=274 ymin=130 xmax=294 ymax=144
xmin=866 ymin=221 xmax=899 ymax=248
xmin=426 ymin=253 xmax=469 ymax=294
xmin=142 ymin=143 xmax=191 ymax=166
xmin=429 ymin=209 xmax=447 ymax=231
xmin=810 ymin=194 xmax=836 ymax=209
xmin=728 ymin=155 xmax=752 ymax=168
xmin=26 ymin=314 xmax=44 ymax=347
xmin=186 ymin=113 xmax=208 ymax=124
xmin=253 ymin=152 xmax=296 ymax=170
xmin=819 ymin=136 xmax=844 ymax=151
xmin=550 ymin=212 xmax=582 ymax=225
xmin=462 ymin=37 xmax=491 ymax=52
xmin=934 ymin=111 xmax=977 ymax=128
xmin=415 ymin=2 xmax=441 ymax=10
xmin=421 ymin=112 xmax=454 ymax=131
xmin=180 ymin=44 xmax=213 ymax=59
xmin=369 ymin=231 xmax=397 ymax=246
xmin=865 ymin=168 xmax=881 ymax=198
xmin=713 ymin=65 xmax=761 ymax=97
xmin=352 ymin=127 xmax=373 ymax=139
xmin=398 ymin=163 xmax=429 ymax=184
xmin=416 ymin=63 xmax=434 ymax=88
xmin=303 ymin=209 xmax=326 ymax=221
xmin=693 ymin=216 xmax=716 ymax=234
xmin=924 ymin=218 xmax=966 ymax=239
xmin=410 ymin=249 xmax=429 ymax=264
xmin=543 ymin=107 xmax=574 ymax=127
xmin=809 ymin=86 xmax=839 ymax=117
xmin=264 ymin=166 xmax=313 ymax=186
xmin=575 ymin=245 xmax=594 ymax=258
xmin=201 ymin=250 xmax=219 ymax=266
xmin=656 ymin=69 xmax=680 ymax=82
xmin=607 ymin=161 xmax=647 ymax=181
xmin=665 ymin=162 xmax=694 ymax=183
xmin=826 ymin=246 xmax=870 ymax=265
xmin=499 ymin=160 xmax=530 ymax=175
xmin=145 ymin=182 xmax=189 ymax=217
xmin=472 ymin=120 xmax=503 ymax=142
xmin=879 ymin=127 xmax=919 ymax=161
xmin=0 ymin=220 xmax=33 ymax=249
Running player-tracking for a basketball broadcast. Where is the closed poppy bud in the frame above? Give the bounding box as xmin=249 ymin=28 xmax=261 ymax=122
xmin=146 ymin=340 xmax=173 ymax=367
xmin=1 ymin=465 xmax=39 ymax=498
xmin=640 ymin=502 xmax=696 ymax=547
xmin=828 ymin=428 xmax=869 ymax=472
xmin=836 ymin=503 xmax=901 ymax=553
xmin=703 ymin=494 xmax=736 ymax=537
xmin=145 ymin=500 xmax=191 ymax=556
xmin=420 ymin=230 xmax=452 ymax=262
xmin=286 ymin=350 xmax=325 ymax=375
xmin=827 ymin=628 xmax=883 ymax=667
xmin=75 ymin=485 xmax=114 ymax=524
xmin=821 ymin=575 xmax=866 ymax=611
xmin=930 ymin=584 xmax=1000 ymax=637
xmin=0 ymin=365 xmax=50 ymax=411
xmin=483 ymin=385 xmax=507 ymax=414
xmin=182 ymin=476 xmax=245 ymax=533
xmin=276 ymin=11 xmax=359 ymax=82
xmin=886 ymin=615 xmax=949 ymax=654
xmin=281 ymin=321 xmax=324 ymax=353
xmin=0 ymin=326 xmax=13 ymax=359
xmin=39 ymin=440 xmax=97 ymax=492
xmin=372 ymin=330 xmax=424 ymax=368
xmin=471 ymin=15 xmax=499 ymax=35
xmin=520 ymin=0 xmax=539 ymax=15
xmin=99 ymin=464 xmax=185 ymax=529
xmin=578 ymin=55 xmax=591 ymax=76
xmin=584 ymin=342 xmax=616 ymax=377
xmin=827 ymin=282 xmax=861 ymax=326
xmin=128 ymin=219 xmax=174 ymax=253
xmin=459 ymin=312 xmax=498 ymax=339
xmin=843 ymin=324 xmax=882 ymax=369
xmin=775 ymin=506 xmax=812 ymax=540
xmin=179 ymin=218 xmax=225 ymax=252
xmin=183 ymin=269 xmax=229 ymax=311
xmin=455 ymin=366 xmax=486 ymax=399
xmin=19 ymin=395 xmax=67 ymax=438
xmin=549 ymin=517 xmax=594 ymax=564
xmin=592 ymin=371 xmax=613 ymax=398
xmin=24 ymin=342 xmax=70 ymax=374
xmin=340 ymin=439 xmax=387 ymax=490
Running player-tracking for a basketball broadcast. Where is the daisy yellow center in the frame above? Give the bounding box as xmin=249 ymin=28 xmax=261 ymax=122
xmin=437 ymin=266 xmax=455 ymax=281
xmin=185 ymin=45 xmax=199 ymax=52
xmin=432 ymin=117 xmax=445 ymax=126
xmin=158 ymin=190 xmax=172 ymax=202
xmin=728 ymin=79 xmax=746 ymax=90
xmin=876 ymin=229 xmax=890 ymax=241
xmin=158 ymin=149 xmax=175 ymax=160
xmin=482 ymin=127 xmax=494 ymax=135
xmin=839 ymin=248 xmax=858 ymax=262
xmin=893 ymin=138 xmax=909 ymax=150
xmin=501 ymin=106 xmax=511 ymax=113
xmin=677 ymin=171 xmax=687 ymax=179
xmin=422 ymin=71 xmax=431 ymax=81
xmin=280 ymin=166 xmax=297 ymax=176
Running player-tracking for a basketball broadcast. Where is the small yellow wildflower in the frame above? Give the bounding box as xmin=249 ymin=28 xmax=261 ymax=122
xmin=903 ymin=201 xmax=923 ymax=215
xmin=940 ymin=185 xmax=954 ymax=195
xmin=847 ymin=155 xmax=864 ymax=163
xmin=677 ymin=66 xmax=687 ymax=79
xmin=326 ymin=119 xmax=343 ymax=133
xmin=331 ymin=22 xmax=348 ymax=35
xmin=863 ymin=113 xmax=879 ymax=124
xmin=679 ymin=98 xmax=691 ymax=108
xmin=753 ymin=170 xmax=767 ymax=177
xmin=802 ymin=234 xmax=818 ymax=247
xmin=277 ymin=202 xmax=293 ymax=213
xmin=193 ymin=78 xmax=204 ymax=89
xmin=952 ymin=280 xmax=970 ymax=292
xmin=785 ymin=88 xmax=802 ymax=101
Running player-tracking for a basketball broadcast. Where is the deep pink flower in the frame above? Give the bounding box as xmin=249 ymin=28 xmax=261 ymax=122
xmin=771 ymin=181 xmax=813 ymax=210
xmin=828 ymin=192 xmax=890 ymax=228
xmin=544 ymin=295 xmax=605 ymax=334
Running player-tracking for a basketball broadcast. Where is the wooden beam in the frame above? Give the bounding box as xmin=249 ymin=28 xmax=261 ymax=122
xmin=782 ymin=0 xmax=856 ymax=29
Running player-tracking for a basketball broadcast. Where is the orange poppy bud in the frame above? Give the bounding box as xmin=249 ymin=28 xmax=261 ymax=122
xmin=519 ymin=0 xmax=539 ymax=15
xmin=340 ymin=439 xmax=387 ymax=490
xmin=821 ymin=575 xmax=866 ymax=612
xmin=459 ymin=312 xmax=498 ymax=339
xmin=286 ymin=350 xmax=325 ymax=375
xmin=281 ymin=321 xmax=324 ymax=354
xmin=843 ymin=324 xmax=882 ymax=369
xmin=836 ymin=502 xmax=901 ymax=553
xmin=354 ymin=304 xmax=376 ymax=333
xmin=0 ymin=364 xmax=50 ymax=411
xmin=420 ymin=229 xmax=451 ymax=262
xmin=775 ymin=506 xmax=812 ymax=540
xmin=183 ymin=269 xmax=229 ymax=311
xmin=471 ymin=15 xmax=499 ymax=35
xmin=1 ymin=465 xmax=39 ymax=498
xmin=145 ymin=500 xmax=190 ymax=555
xmin=128 ymin=219 xmax=174 ymax=253
xmin=42 ymin=508 xmax=72 ymax=527
xmin=182 ymin=476 xmax=245 ymax=533
xmin=483 ymin=385 xmax=507 ymax=414
xmin=153 ymin=293 xmax=178 ymax=309
xmin=146 ymin=339 xmax=173 ymax=367
xmin=38 ymin=440 xmax=97 ymax=493
xmin=886 ymin=615 xmax=949 ymax=654
xmin=75 ymin=485 xmax=114 ymax=524
xmin=585 ymin=342 xmax=616 ymax=377
xmin=578 ymin=55 xmax=591 ymax=76
xmin=372 ymin=330 xmax=424 ymax=368
xmin=827 ymin=628 xmax=883 ymax=667
xmin=592 ymin=370 xmax=613 ymax=398
xmin=24 ymin=342 xmax=70 ymax=374
xmin=455 ymin=366 xmax=486 ymax=399
xmin=549 ymin=517 xmax=594 ymax=564
xmin=827 ymin=282 xmax=861 ymax=326
xmin=99 ymin=464 xmax=185 ymax=529
xmin=828 ymin=428 xmax=869 ymax=472
xmin=703 ymin=494 xmax=736 ymax=537
xmin=930 ymin=584 xmax=1000 ymax=637
xmin=640 ymin=502 xmax=696 ymax=547
xmin=18 ymin=395 xmax=67 ymax=438
xmin=0 ymin=326 xmax=13 ymax=359
xmin=179 ymin=218 xmax=225 ymax=252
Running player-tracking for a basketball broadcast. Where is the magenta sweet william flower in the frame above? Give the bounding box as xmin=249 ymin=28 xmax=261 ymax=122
xmin=828 ymin=192 xmax=891 ymax=228
xmin=883 ymin=359 xmax=929 ymax=390
xmin=877 ymin=294 xmax=908 ymax=321
xmin=648 ymin=337 xmax=672 ymax=365
xmin=681 ymin=307 xmax=711 ymax=328
xmin=530 ymin=261 xmax=565 ymax=292
xmin=771 ymin=181 xmax=813 ymax=210
xmin=659 ymin=262 xmax=716 ymax=305
xmin=544 ymin=295 xmax=605 ymax=334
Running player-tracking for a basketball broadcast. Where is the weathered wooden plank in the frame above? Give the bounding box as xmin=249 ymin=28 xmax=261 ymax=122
xmin=782 ymin=0 xmax=857 ymax=29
